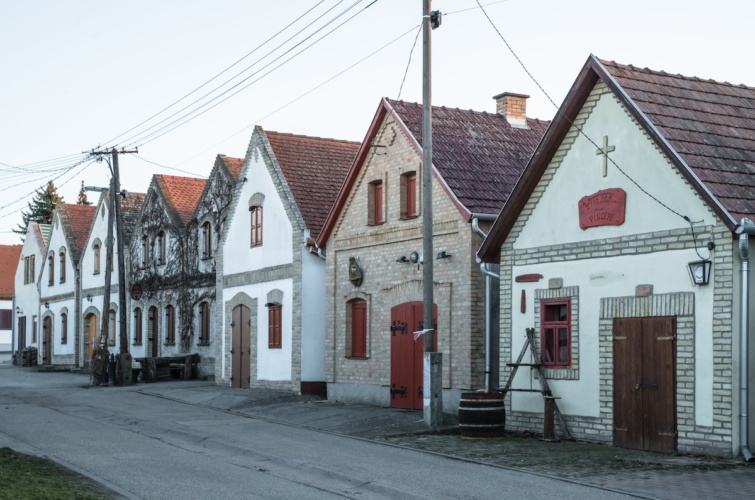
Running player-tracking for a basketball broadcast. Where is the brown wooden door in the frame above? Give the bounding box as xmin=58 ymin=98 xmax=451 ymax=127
xmin=42 ymin=316 xmax=52 ymax=365
xmin=84 ymin=313 xmax=98 ymax=366
xmin=148 ymin=307 xmax=159 ymax=357
xmin=613 ymin=316 xmax=676 ymax=452
xmin=390 ymin=302 xmax=436 ymax=410
xmin=17 ymin=316 xmax=26 ymax=350
xmin=231 ymin=304 xmax=251 ymax=389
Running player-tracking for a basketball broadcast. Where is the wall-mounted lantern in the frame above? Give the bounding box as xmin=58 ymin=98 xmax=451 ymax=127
xmin=688 ymin=260 xmax=712 ymax=286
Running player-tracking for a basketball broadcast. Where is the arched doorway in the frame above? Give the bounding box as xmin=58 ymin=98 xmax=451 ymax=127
xmin=148 ymin=306 xmax=159 ymax=357
xmin=42 ymin=316 xmax=53 ymax=365
xmin=390 ymin=301 xmax=437 ymax=410
xmin=231 ymin=304 xmax=251 ymax=389
xmin=84 ymin=313 xmax=98 ymax=366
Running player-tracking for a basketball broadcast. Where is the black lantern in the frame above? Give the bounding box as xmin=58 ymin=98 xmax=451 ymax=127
xmin=688 ymin=260 xmax=712 ymax=286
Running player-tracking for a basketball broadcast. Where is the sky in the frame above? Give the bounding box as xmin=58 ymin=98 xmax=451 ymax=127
xmin=1 ymin=0 xmax=753 ymax=245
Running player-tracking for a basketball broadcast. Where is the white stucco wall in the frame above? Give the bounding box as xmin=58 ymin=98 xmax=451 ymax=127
xmin=509 ymin=91 xmax=716 ymax=427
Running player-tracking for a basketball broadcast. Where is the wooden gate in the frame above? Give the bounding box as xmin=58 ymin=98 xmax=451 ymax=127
xmin=42 ymin=316 xmax=52 ymax=365
xmin=231 ymin=304 xmax=251 ymax=389
xmin=613 ymin=316 xmax=677 ymax=452
xmin=148 ymin=307 xmax=159 ymax=358
xmin=390 ymin=302 xmax=436 ymax=410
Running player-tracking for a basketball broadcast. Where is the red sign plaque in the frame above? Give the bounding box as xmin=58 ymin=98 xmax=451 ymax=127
xmin=578 ymin=188 xmax=626 ymax=230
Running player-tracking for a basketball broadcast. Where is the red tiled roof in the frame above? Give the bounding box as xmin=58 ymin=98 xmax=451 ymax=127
xmin=0 ymin=245 xmax=22 ymax=298
xmin=64 ymin=204 xmax=97 ymax=254
xmin=156 ymin=175 xmax=207 ymax=226
xmin=600 ymin=59 xmax=755 ymax=224
xmin=219 ymin=155 xmax=244 ymax=181
xmin=265 ymin=130 xmax=360 ymax=240
xmin=387 ymin=99 xmax=549 ymax=215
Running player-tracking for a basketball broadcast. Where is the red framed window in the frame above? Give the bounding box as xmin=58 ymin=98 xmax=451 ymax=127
xmin=541 ymin=299 xmax=571 ymax=367
xmin=350 ymin=300 xmax=367 ymax=358
xmin=59 ymin=252 xmax=66 ymax=283
xmin=133 ymin=308 xmax=142 ymax=345
xmin=199 ymin=302 xmax=210 ymax=344
xmin=369 ymin=180 xmax=383 ymax=225
xmin=250 ymin=206 xmax=263 ymax=247
xmin=61 ymin=313 xmax=67 ymax=344
xmin=267 ymin=303 xmax=281 ymax=348
xmin=165 ymin=305 xmax=176 ymax=344
xmin=402 ymin=172 xmax=417 ymax=218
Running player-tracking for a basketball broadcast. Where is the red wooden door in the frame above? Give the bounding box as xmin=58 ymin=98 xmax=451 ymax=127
xmin=42 ymin=316 xmax=52 ymax=365
xmin=232 ymin=304 xmax=251 ymax=389
xmin=390 ymin=302 xmax=437 ymax=410
xmin=613 ymin=316 xmax=676 ymax=452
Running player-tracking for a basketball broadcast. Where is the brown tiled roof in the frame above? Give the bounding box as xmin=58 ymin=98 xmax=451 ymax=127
xmin=387 ymin=99 xmax=550 ymax=215
xmin=265 ymin=130 xmax=360 ymax=240
xmin=600 ymin=59 xmax=755 ymax=223
xmin=0 ymin=245 xmax=22 ymax=299
xmin=64 ymin=204 xmax=97 ymax=254
xmin=120 ymin=192 xmax=146 ymax=240
xmin=219 ymin=155 xmax=244 ymax=181
xmin=155 ymin=175 xmax=207 ymax=227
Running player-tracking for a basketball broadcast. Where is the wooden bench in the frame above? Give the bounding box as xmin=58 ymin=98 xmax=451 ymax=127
xmin=133 ymin=354 xmax=199 ymax=383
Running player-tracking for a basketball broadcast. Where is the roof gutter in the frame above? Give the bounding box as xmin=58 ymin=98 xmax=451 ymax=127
xmin=734 ymin=218 xmax=755 ymax=462
xmin=472 ymin=217 xmax=499 ymax=393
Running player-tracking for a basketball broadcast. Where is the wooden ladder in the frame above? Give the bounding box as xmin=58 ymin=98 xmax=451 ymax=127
xmin=501 ymin=327 xmax=571 ymax=440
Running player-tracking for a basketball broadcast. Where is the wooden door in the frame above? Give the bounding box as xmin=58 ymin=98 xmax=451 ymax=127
xmin=148 ymin=307 xmax=159 ymax=357
xmin=42 ymin=316 xmax=52 ymax=365
xmin=390 ymin=302 xmax=436 ymax=410
xmin=613 ymin=316 xmax=676 ymax=452
xmin=231 ymin=304 xmax=251 ymax=389
xmin=84 ymin=313 xmax=98 ymax=366
xmin=17 ymin=317 xmax=26 ymax=350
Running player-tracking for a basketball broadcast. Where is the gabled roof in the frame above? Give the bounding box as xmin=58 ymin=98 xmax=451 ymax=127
xmin=154 ymin=175 xmax=207 ymax=227
xmin=317 ymin=97 xmax=549 ymax=247
xmin=0 ymin=245 xmax=22 ymax=299
xmin=219 ymin=154 xmax=244 ymax=181
xmin=263 ymin=129 xmax=360 ymax=240
xmin=120 ymin=192 xmax=146 ymax=240
xmin=62 ymin=204 xmax=97 ymax=255
xmin=38 ymin=223 xmax=51 ymax=246
xmin=193 ymin=154 xmax=244 ymax=224
xmin=478 ymin=54 xmax=755 ymax=261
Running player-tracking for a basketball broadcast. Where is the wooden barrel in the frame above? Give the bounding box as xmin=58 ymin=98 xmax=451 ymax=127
xmin=458 ymin=392 xmax=505 ymax=438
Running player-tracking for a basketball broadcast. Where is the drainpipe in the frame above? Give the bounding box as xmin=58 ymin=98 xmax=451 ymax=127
xmin=472 ymin=217 xmax=499 ymax=393
xmin=734 ymin=218 xmax=755 ymax=462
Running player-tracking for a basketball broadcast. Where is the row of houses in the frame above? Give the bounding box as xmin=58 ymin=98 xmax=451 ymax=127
xmin=10 ymin=55 xmax=755 ymax=459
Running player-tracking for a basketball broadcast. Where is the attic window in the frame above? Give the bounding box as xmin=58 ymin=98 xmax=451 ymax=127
xmin=400 ymin=171 xmax=418 ymax=219
xmin=368 ymin=180 xmax=384 ymax=225
xmin=202 ymin=222 xmax=212 ymax=258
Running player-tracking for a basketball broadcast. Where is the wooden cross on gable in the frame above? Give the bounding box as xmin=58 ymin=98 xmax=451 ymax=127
xmin=595 ymin=135 xmax=616 ymax=177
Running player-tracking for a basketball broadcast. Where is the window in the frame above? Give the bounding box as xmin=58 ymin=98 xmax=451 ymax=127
xmin=202 ymin=222 xmax=212 ymax=258
xmin=47 ymin=255 xmax=54 ymax=286
xmin=59 ymin=251 xmax=66 ymax=283
xmin=368 ymin=180 xmax=384 ymax=225
xmin=93 ymin=244 xmax=101 ymax=274
xmin=133 ymin=308 xmax=142 ymax=345
xmin=541 ymin=299 xmax=571 ymax=367
xmin=61 ymin=313 xmax=67 ymax=344
xmin=400 ymin=171 xmax=418 ymax=218
xmin=250 ymin=206 xmax=263 ymax=247
xmin=349 ymin=300 xmax=367 ymax=358
xmin=141 ymin=235 xmax=150 ymax=266
xmin=0 ymin=309 xmax=11 ymax=330
xmin=32 ymin=316 xmax=37 ymax=343
xmin=156 ymin=231 xmax=166 ymax=264
xmin=24 ymin=255 xmax=35 ymax=285
xmin=165 ymin=305 xmax=175 ymax=344
xmin=199 ymin=302 xmax=210 ymax=344
xmin=267 ymin=303 xmax=281 ymax=348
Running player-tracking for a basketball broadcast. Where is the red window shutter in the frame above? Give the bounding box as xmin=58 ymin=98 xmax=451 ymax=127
xmin=541 ymin=300 xmax=571 ymax=367
xmin=351 ymin=301 xmax=367 ymax=357
xmin=268 ymin=304 xmax=282 ymax=348
xmin=406 ymin=174 xmax=417 ymax=217
xmin=250 ymin=207 xmax=263 ymax=247
xmin=374 ymin=183 xmax=383 ymax=224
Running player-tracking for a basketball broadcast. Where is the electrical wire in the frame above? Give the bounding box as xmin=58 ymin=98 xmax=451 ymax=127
xmin=396 ymin=24 xmax=422 ymax=101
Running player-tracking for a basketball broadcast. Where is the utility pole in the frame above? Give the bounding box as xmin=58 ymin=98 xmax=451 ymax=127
xmin=88 ymin=147 xmax=137 ymax=385
xmin=422 ymin=0 xmax=442 ymax=427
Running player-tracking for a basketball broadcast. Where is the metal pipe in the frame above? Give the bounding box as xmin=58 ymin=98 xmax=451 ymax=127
xmin=472 ymin=218 xmax=500 ymax=393
xmin=736 ymin=218 xmax=755 ymax=461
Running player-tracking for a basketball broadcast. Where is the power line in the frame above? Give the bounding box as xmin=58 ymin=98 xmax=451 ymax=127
xmin=396 ymin=24 xmax=422 ymax=100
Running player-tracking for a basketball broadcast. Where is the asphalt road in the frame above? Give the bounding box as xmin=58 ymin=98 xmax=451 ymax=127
xmin=0 ymin=365 xmax=634 ymax=500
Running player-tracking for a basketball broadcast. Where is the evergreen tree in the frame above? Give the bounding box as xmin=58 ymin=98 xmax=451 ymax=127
xmin=76 ymin=180 xmax=92 ymax=205
xmin=14 ymin=180 xmax=64 ymax=236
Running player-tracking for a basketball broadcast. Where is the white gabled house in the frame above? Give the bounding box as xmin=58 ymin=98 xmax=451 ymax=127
xmin=218 ymin=126 xmax=359 ymax=393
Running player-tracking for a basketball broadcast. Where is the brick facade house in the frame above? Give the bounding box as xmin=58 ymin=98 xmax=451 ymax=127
xmin=479 ymin=55 xmax=755 ymax=458
xmin=317 ymin=96 xmax=548 ymax=411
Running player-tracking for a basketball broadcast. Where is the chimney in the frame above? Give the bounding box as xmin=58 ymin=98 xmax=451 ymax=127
xmin=493 ymin=92 xmax=529 ymax=128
